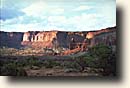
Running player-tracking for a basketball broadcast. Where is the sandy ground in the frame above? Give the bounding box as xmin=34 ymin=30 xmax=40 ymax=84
xmin=26 ymin=67 xmax=100 ymax=76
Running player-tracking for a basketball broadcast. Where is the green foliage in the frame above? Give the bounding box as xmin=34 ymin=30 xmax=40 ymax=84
xmin=73 ymin=44 xmax=116 ymax=75
xmin=0 ymin=43 xmax=116 ymax=76
xmin=0 ymin=56 xmax=43 ymax=76
xmin=0 ymin=60 xmax=27 ymax=76
xmin=106 ymin=51 xmax=117 ymax=76
xmin=21 ymin=56 xmax=43 ymax=67
xmin=43 ymin=60 xmax=61 ymax=68
xmin=63 ymin=61 xmax=81 ymax=69
xmin=89 ymin=44 xmax=112 ymax=59
xmin=76 ymin=54 xmax=96 ymax=68
xmin=88 ymin=44 xmax=112 ymax=68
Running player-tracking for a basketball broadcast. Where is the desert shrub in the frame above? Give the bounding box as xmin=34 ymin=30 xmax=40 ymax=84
xmin=0 ymin=47 xmax=18 ymax=56
xmin=75 ymin=44 xmax=116 ymax=75
xmin=88 ymin=44 xmax=112 ymax=68
xmin=0 ymin=61 xmax=27 ymax=76
xmin=75 ymin=55 xmax=95 ymax=71
xmin=105 ymin=51 xmax=116 ymax=76
xmin=17 ymin=60 xmax=28 ymax=67
xmin=43 ymin=60 xmax=53 ymax=68
xmin=43 ymin=60 xmax=61 ymax=68
xmin=23 ymin=57 xmax=43 ymax=67
xmin=62 ymin=61 xmax=81 ymax=71
xmin=0 ymin=59 xmax=5 ymax=66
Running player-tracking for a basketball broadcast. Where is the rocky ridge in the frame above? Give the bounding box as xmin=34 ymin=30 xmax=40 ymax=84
xmin=0 ymin=26 xmax=116 ymax=49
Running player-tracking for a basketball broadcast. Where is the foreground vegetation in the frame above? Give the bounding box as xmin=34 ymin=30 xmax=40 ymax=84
xmin=0 ymin=44 xmax=116 ymax=76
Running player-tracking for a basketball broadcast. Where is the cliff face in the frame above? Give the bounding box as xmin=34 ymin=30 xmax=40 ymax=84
xmin=21 ymin=31 xmax=87 ymax=48
xmin=86 ymin=27 xmax=116 ymax=39
xmin=90 ymin=27 xmax=116 ymax=47
xmin=0 ymin=31 xmax=23 ymax=48
xmin=21 ymin=31 xmax=58 ymax=48
xmin=0 ymin=26 xmax=116 ymax=49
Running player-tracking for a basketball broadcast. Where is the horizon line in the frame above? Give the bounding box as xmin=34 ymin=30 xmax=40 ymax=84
xmin=0 ymin=26 xmax=116 ymax=33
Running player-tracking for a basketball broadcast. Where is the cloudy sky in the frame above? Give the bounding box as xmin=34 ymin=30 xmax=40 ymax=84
xmin=0 ymin=0 xmax=116 ymax=32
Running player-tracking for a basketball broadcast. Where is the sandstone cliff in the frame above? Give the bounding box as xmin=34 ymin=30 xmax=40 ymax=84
xmin=0 ymin=26 xmax=116 ymax=49
xmin=90 ymin=27 xmax=116 ymax=47
xmin=21 ymin=31 xmax=87 ymax=48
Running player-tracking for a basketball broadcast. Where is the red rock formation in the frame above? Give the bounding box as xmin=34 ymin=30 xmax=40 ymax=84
xmin=22 ymin=32 xmax=30 ymax=41
xmin=0 ymin=26 xmax=116 ymax=49
xmin=62 ymin=48 xmax=81 ymax=55
xmin=21 ymin=31 xmax=58 ymax=48
xmin=86 ymin=27 xmax=115 ymax=39
xmin=90 ymin=29 xmax=116 ymax=47
xmin=21 ymin=27 xmax=116 ymax=49
xmin=86 ymin=32 xmax=94 ymax=39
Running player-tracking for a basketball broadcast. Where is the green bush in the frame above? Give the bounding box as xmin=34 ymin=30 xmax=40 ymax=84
xmin=74 ymin=44 xmax=116 ymax=75
xmin=43 ymin=60 xmax=61 ymax=68
xmin=23 ymin=57 xmax=43 ymax=67
xmin=75 ymin=54 xmax=96 ymax=70
xmin=63 ymin=61 xmax=79 ymax=69
xmin=0 ymin=61 xmax=27 ymax=76
xmin=88 ymin=44 xmax=112 ymax=68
